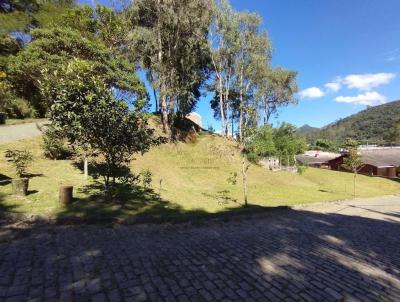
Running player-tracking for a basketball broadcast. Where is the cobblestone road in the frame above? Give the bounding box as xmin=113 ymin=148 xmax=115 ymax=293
xmin=1 ymin=198 xmax=400 ymax=302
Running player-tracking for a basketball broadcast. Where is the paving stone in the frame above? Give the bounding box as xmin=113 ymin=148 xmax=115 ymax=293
xmin=1 ymin=200 xmax=400 ymax=302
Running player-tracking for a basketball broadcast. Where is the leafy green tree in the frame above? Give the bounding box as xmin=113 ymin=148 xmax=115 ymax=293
xmin=247 ymin=124 xmax=276 ymax=162
xmin=8 ymin=5 xmax=144 ymax=116
xmin=0 ymin=33 xmax=21 ymax=69
xmin=257 ymin=67 xmax=298 ymax=124
xmin=0 ymin=33 xmax=23 ymax=116
xmin=126 ymin=0 xmax=212 ymax=134
xmin=343 ymin=137 xmax=359 ymax=150
xmin=46 ymin=60 xmax=157 ymax=196
xmin=273 ymin=123 xmax=306 ymax=166
xmin=315 ymin=139 xmax=337 ymax=152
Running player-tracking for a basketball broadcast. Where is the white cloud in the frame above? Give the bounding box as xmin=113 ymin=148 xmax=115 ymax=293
xmin=341 ymin=73 xmax=396 ymax=91
xmin=386 ymin=49 xmax=400 ymax=62
xmin=387 ymin=55 xmax=400 ymax=62
xmin=335 ymin=91 xmax=387 ymax=106
xmin=299 ymin=87 xmax=325 ymax=99
xmin=324 ymin=82 xmax=341 ymax=92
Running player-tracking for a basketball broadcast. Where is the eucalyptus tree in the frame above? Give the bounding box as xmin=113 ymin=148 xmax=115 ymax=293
xmin=234 ymin=12 xmax=271 ymax=141
xmin=257 ymin=67 xmax=298 ymax=124
xmin=126 ymin=0 xmax=212 ymax=134
xmin=209 ymin=0 xmax=240 ymax=136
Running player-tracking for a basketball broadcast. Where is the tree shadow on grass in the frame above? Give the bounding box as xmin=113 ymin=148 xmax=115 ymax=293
xmin=202 ymin=190 xmax=241 ymax=206
xmin=23 ymin=173 xmax=44 ymax=178
xmin=0 ymin=174 xmax=11 ymax=186
xmin=0 ymin=192 xmax=17 ymax=219
xmin=56 ymin=182 xmax=287 ymax=224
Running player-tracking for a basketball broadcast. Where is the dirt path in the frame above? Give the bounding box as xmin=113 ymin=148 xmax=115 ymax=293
xmin=0 ymin=121 xmax=47 ymax=144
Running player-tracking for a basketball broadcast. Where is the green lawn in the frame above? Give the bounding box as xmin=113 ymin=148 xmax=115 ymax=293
xmin=1 ymin=134 xmax=399 ymax=223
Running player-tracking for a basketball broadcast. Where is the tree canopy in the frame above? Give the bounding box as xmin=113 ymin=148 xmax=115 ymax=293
xmin=1 ymin=4 xmax=145 ymax=117
xmin=126 ymin=0 xmax=213 ymax=133
xmin=45 ymin=60 xmax=157 ymax=195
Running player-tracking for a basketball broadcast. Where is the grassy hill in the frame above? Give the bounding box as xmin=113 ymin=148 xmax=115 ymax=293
xmin=1 ymin=131 xmax=399 ymax=223
xmin=305 ymin=100 xmax=400 ymax=144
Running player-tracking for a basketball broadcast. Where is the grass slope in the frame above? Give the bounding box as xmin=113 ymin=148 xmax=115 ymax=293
xmin=1 ymin=133 xmax=399 ymax=222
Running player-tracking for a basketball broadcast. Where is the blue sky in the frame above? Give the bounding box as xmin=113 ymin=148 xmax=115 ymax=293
xmin=81 ymin=0 xmax=400 ymax=129
xmin=228 ymin=0 xmax=400 ymax=129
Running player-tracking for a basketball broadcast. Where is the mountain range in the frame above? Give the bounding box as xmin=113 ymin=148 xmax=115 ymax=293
xmin=297 ymin=100 xmax=400 ymax=144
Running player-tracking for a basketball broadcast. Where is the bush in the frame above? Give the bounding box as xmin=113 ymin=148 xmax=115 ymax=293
xmin=7 ymin=98 xmax=36 ymax=118
xmin=42 ymin=126 xmax=72 ymax=160
xmin=5 ymin=149 xmax=33 ymax=177
xmin=140 ymin=169 xmax=152 ymax=188
xmin=297 ymin=163 xmax=308 ymax=175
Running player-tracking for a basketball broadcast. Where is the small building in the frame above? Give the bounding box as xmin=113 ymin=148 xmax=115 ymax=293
xmin=185 ymin=112 xmax=202 ymax=128
xmin=296 ymin=151 xmax=341 ymax=169
xmin=329 ymin=147 xmax=400 ymax=178
xmin=260 ymin=157 xmax=280 ymax=171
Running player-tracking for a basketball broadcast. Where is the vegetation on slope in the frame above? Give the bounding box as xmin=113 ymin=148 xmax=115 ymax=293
xmin=302 ymin=100 xmax=400 ymax=145
xmin=1 ymin=134 xmax=399 ymax=222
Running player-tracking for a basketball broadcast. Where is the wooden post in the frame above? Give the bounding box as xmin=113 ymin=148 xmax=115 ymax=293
xmin=0 ymin=112 xmax=6 ymax=125
xmin=12 ymin=178 xmax=29 ymax=196
xmin=59 ymin=186 xmax=73 ymax=205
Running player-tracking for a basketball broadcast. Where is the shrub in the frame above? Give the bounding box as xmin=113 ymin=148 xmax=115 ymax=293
xmin=5 ymin=149 xmax=33 ymax=177
xmin=140 ymin=169 xmax=152 ymax=188
xmin=41 ymin=126 xmax=71 ymax=160
xmin=297 ymin=163 xmax=308 ymax=175
xmin=7 ymin=98 xmax=36 ymax=118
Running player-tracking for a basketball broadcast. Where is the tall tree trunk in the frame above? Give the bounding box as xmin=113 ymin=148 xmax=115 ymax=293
xmin=264 ymin=101 xmax=268 ymax=125
xmin=231 ymin=114 xmax=234 ymax=138
xmin=239 ymin=105 xmax=243 ymax=141
xmin=156 ymin=5 xmax=169 ymax=134
xmin=239 ymin=70 xmax=244 ymax=141
xmin=83 ymin=156 xmax=88 ymax=179
xmin=225 ymin=101 xmax=229 ymax=136
xmin=225 ymin=77 xmax=230 ymax=136
xmin=242 ymin=157 xmax=248 ymax=207
xmin=263 ymin=97 xmax=270 ymax=125
xmin=160 ymin=91 xmax=170 ymax=134
xmin=153 ymin=88 xmax=158 ymax=113
xmin=218 ymin=76 xmax=226 ymax=136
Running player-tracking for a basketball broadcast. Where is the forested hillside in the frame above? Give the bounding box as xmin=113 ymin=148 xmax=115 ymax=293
xmin=296 ymin=124 xmax=319 ymax=136
xmin=303 ymin=100 xmax=400 ymax=145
